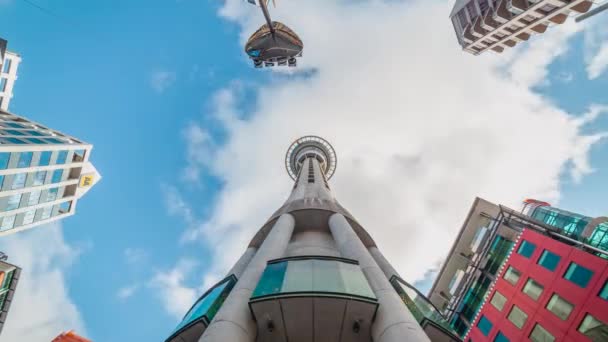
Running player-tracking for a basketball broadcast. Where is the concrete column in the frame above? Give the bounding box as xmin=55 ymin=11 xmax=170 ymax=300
xmin=369 ymin=246 xmax=401 ymax=281
xmin=227 ymin=247 xmax=257 ymax=279
xmin=200 ymin=213 xmax=295 ymax=342
xmin=329 ymin=213 xmax=430 ymax=342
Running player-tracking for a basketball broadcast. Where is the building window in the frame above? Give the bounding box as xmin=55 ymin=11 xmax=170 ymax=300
xmin=27 ymin=190 xmax=42 ymax=206
xmin=0 ymin=152 xmax=9 ymax=169
xmin=73 ymin=149 xmax=85 ymax=162
xmin=45 ymin=188 xmax=58 ymax=202
xmin=32 ymin=171 xmax=47 ymax=186
xmin=0 ymin=215 xmax=15 ymax=231
xmin=477 ymin=315 xmax=493 ymax=336
xmin=51 ymin=169 xmax=63 ymax=183
xmin=6 ymin=193 xmax=22 ymax=211
xmin=546 ymin=293 xmax=574 ymax=320
xmin=538 ymin=250 xmax=561 ymax=272
xmin=5 ymin=129 xmax=25 ymax=136
xmin=40 ymin=206 xmax=52 ymax=220
xmin=578 ymin=314 xmax=608 ymax=340
xmin=490 ymin=291 xmax=507 ymax=311
xmin=507 ymin=305 xmax=528 ymax=329
xmin=27 ymin=138 xmax=45 ymax=144
xmin=17 ymin=152 xmax=33 ymax=168
xmin=588 ymin=222 xmax=608 ymax=251
xmin=55 ymin=150 xmax=68 ymax=164
xmin=564 ymin=262 xmax=593 ymax=288
xmin=58 ymin=201 xmax=71 ymax=213
xmin=517 ymin=240 xmax=536 ymax=258
xmin=2 ymin=59 xmax=11 ymax=73
xmin=522 ymin=278 xmax=544 ymax=301
xmin=39 ymin=151 xmax=52 ymax=166
xmin=504 ymin=266 xmax=521 ymax=286
xmin=11 ymin=173 xmax=26 ymax=189
xmin=22 ymin=210 xmax=35 ymax=225
xmin=600 ymin=280 xmax=608 ymax=300
xmin=529 ymin=323 xmax=555 ymax=342
xmin=0 ymin=78 xmax=6 ymax=92
xmin=494 ymin=331 xmax=509 ymax=342
xmin=6 ymin=137 xmax=26 ymax=144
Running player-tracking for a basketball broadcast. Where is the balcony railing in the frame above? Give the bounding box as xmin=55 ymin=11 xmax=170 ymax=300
xmin=165 ymin=275 xmax=237 ymax=342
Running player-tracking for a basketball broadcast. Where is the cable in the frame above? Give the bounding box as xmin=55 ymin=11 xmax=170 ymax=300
xmin=19 ymin=0 xmax=78 ymax=27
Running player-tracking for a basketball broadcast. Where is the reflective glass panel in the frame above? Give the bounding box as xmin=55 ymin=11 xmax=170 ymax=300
xmin=33 ymin=171 xmax=46 ymax=186
xmin=40 ymin=206 xmax=52 ymax=220
xmin=340 ymin=262 xmax=375 ymax=299
xmin=11 ymin=173 xmax=26 ymax=189
xmin=564 ymin=262 xmax=593 ymax=288
xmin=56 ymin=150 xmax=68 ymax=164
xmin=477 ymin=315 xmax=493 ymax=336
xmin=252 ymin=262 xmax=287 ymax=297
xmin=507 ymin=305 xmax=528 ymax=329
xmin=46 ymin=188 xmax=58 ymax=202
xmin=6 ymin=138 xmax=26 ymax=144
xmin=313 ymin=259 xmax=344 ymax=293
xmin=503 ymin=266 xmax=521 ymax=286
xmin=58 ymin=201 xmax=71 ymax=213
xmin=22 ymin=210 xmax=35 ymax=225
xmin=0 ymin=152 xmax=9 ymax=169
xmin=495 ymin=331 xmax=509 ymax=342
xmin=517 ymin=240 xmax=536 ymax=258
xmin=39 ymin=151 xmax=51 ymax=166
xmin=546 ymin=294 xmax=573 ymax=320
xmin=51 ymin=169 xmax=63 ymax=183
xmin=17 ymin=152 xmax=33 ymax=168
xmin=600 ymin=280 xmax=608 ymax=300
xmin=530 ymin=323 xmax=555 ymax=342
xmin=6 ymin=194 xmax=21 ymax=210
xmin=282 ymin=259 xmax=313 ymax=292
xmin=27 ymin=190 xmax=41 ymax=206
xmin=523 ymin=278 xmax=544 ymax=301
xmin=490 ymin=291 xmax=507 ymax=311
xmin=5 ymin=130 xmax=25 ymax=136
xmin=538 ymin=250 xmax=561 ymax=272
xmin=0 ymin=215 xmax=15 ymax=231
xmin=578 ymin=314 xmax=608 ymax=340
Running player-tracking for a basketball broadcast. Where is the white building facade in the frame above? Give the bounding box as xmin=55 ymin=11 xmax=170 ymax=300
xmin=0 ymin=109 xmax=100 ymax=236
xmin=450 ymin=0 xmax=593 ymax=55
xmin=0 ymin=51 xmax=20 ymax=111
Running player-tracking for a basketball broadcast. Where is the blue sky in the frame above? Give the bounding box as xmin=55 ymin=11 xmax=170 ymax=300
xmin=1 ymin=0 xmax=607 ymax=341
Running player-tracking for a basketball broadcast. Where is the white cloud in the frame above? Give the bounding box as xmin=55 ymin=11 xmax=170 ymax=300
xmin=124 ymin=247 xmax=148 ymax=265
xmin=162 ymin=184 xmax=195 ymax=225
xmin=161 ymin=0 xmax=606 ymax=307
xmin=583 ymin=14 xmax=608 ymax=79
xmin=0 ymin=223 xmax=86 ymax=342
xmin=150 ymin=70 xmax=177 ymax=93
xmin=117 ymin=284 xmax=139 ymax=300
xmin=587 ymin=43 xmax=608 ymax=79
xmin=149 ymin=259 xmax=198 ymax=319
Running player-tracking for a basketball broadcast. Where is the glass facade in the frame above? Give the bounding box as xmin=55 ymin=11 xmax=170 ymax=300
xmin=564 ymin=262 xmax=593 ymax=288
xmin=252 ymin=257 xmax=376 ymax=300
xmin=477 ymin=315 xmax=493 ymax=336
xmin=522 ymin=278 xmax=544 ymax=301
xmin=546 ymin=294 xmax=573 ymax=320
xmin=517 ymin=240 xmax=536 ymax=258
xmin=167 ymin=276 xmax=237 ymax=341
xmin=531 ymin=206 xmax=591 ymax=240
xmin=507 ymin=305 xmax=528 ymax=329
xmin=588 ymin=222 xmax=608 ymax=252
xmin=530 ymin=323 xmax=555 ymax=342
xmin=537 ymin=250 xmax=561 ymax=272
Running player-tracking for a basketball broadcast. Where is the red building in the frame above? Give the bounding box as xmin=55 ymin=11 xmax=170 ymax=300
xmin=467 ymin=228 xmax=608 ymax=341
xmin=52 ymin=331 xmax=91 ymax=342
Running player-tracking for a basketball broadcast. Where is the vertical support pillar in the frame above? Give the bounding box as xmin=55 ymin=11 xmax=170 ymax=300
xmin=369 ymin=246 xmax=401 ymax=281
xmin=200 ymin=213 xmax=296 ymax=342
xmin=227 ymin=247 xmax=258 ymax=279
xmin=329 ymin=213 xmax=430 ymax=342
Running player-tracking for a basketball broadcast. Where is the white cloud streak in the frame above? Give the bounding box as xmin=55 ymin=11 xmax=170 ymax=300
xmin=150 ymin=70 xmax=177 ymax=93
xmin=0 ymin=223 xmax=86 ymax=342
xmin=583 ymin=14 xmax=608 ymax=79
xmin=117 ymin=284 xmax=139 ymax=300
xmin=149 ymin=259 xmax=198 ymax=319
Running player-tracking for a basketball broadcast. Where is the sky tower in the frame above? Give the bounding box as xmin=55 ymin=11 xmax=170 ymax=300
xmin=166 ymin=136 xmax=446 ymax=342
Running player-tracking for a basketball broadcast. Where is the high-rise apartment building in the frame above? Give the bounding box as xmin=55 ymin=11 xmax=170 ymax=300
xmin=0 ymin=254 xmax=20 ymax=336
xmin=166 ymin=136 xmax=460 ymax=342
xmin=0 ymin=39 xmax=21 ymax=111
xmin=429 ymin=197 xmax=608 ymax=341
xmin=0 ymin=108 xmax=100 ymax=236
xmin=450 ymin=0 xmax=594 ymax=55
xmin=52 ymin=330 xmax=92 ymax=342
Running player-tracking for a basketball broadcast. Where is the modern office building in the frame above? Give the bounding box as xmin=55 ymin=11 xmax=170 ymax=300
xmin=52 ymin=330 xmax=92 ymax=342
xmin=450 ymin=0 xmax=594 ymax=55
xmin=166 ymin=136 xmax=459 ymax=342
xmin=0 ymin=38 xmax=21 ymax=111
xmin=429 ymin=197 xmax=608 ymax=341
xmin=0 ymin=253 xmax=20 ymax=336
xmin=0 ymin=108 xmax=100 ymax=236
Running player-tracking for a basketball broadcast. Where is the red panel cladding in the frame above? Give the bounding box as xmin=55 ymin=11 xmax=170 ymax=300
xmin=465 ymin=229 xmax=608 ymax=341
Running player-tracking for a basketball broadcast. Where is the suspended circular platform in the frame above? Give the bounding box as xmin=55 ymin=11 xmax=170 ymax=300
xmin=245 ymin=21 xmax=303 ymax=68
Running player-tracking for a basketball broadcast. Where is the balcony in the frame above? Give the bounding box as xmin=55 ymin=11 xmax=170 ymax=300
xmin=249 ymin=256 xmax=378 ymax=342
xmin=165 ymin=276 xmax=237 ymax=342
xmin=391 ymin=276 xmax=462 ymax=342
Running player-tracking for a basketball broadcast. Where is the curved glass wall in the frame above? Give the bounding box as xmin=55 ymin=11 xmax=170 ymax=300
xmin=588 ymin=222 xmax=608 ymax=253
xmin=530 ymin=206 xmax=591 ymax=239
xmin=251 ymin=256 xmax=376 ymax=302
xmin=166 ymin=275 xmax=237 ymax=342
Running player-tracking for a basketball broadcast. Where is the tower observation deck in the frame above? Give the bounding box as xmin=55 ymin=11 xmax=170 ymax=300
xmin=166 ymin=136 xmax=433 ymax=342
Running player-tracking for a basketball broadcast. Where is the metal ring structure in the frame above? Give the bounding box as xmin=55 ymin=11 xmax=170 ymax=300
xmin=285 ymin=136 xmax=337 ymax=181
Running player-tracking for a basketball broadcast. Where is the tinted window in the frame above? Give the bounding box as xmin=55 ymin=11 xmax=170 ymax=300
xmin=523 ymin=278 xmax=544 ymax=301
xmin=564 ymin=262 xmax=593 ymax=288
xmin=538 ymin=250 xmax=561 ymax=272
xmin=507 ymin=305 xmax=528 ymax=329
xmin=517 ymin=240 xmax=536 ymax=258
xmin=490 ymin=291 xmax=507 ymax=311
xmin=17 ymin=152 xmax=33 ymax=168
xmin=477 ymin=315 xmax=493 ymax=336
xmin=530 ymin=323 xmax=555 ymax=342
xmin=56 ymin=150 xmax=68 ymax=164
xmin=578 ymin=314 xmax=608 ymax=340
xmin=546 ymin=294 xmax=573 ymax=320
xmin=504 ymin=266 xmax=521 ymax=286
xmin=0 ymin=152 xmax=10 ymax=169
xmin=39 ymin=151 xmax=52 ymax=166
xmin=494 ymin=331 xmax=509 ymax=342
